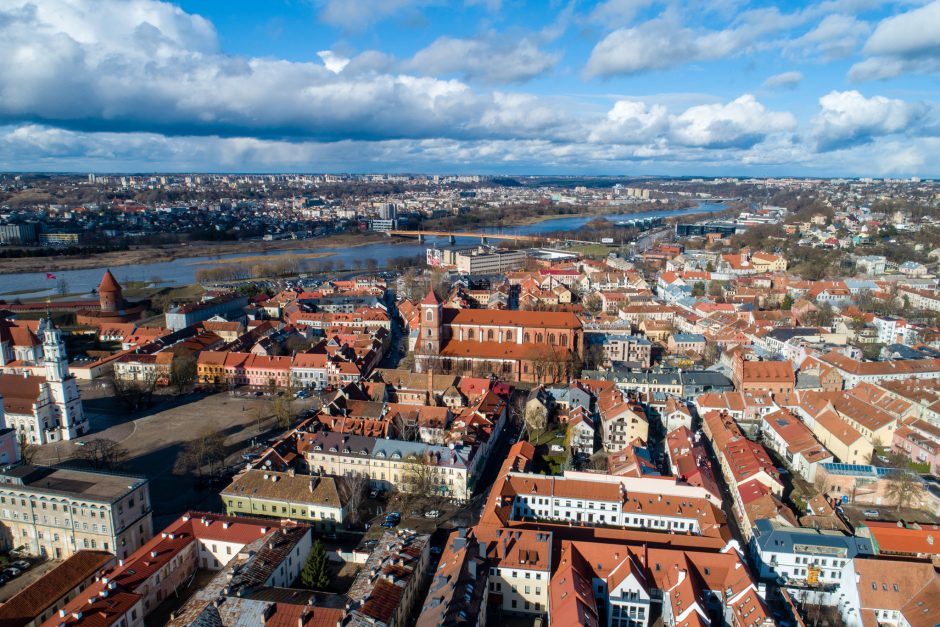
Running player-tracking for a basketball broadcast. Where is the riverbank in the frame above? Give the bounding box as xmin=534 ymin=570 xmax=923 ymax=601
xmin=0 ymin=233 xmax=396 ymax=275
xmin=425 ymin=200 xmax=698 ymax=229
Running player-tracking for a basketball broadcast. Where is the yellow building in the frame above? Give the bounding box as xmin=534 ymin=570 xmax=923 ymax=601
xmin=221 ymin=470 xmax=345 ymax=531
xmin=0 ymin=465 xmax=153 ymax=560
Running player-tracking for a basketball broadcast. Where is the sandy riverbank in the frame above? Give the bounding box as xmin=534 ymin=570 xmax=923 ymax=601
xmin=0 ymin=233 xmax=398 ymax=275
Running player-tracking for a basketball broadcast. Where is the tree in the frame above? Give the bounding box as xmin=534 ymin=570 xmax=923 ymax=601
xmin=300 ymin=539 xmax=331 ymax=590
xmin=582 ymin=293 xmax=603 ymax=315
xmin=170 ymin=353 xmax=197 ymax=395
xmin=691 ymin=281 xmax=706 ymax=297
xmin=173 ymin=425 xmax=227 ymax=478
xmin=17 ymin=432 xmax=38 ymax=465
xmin=884 ymin=468 xmax=923 ymax=511
xmin=524 ymin=403 xmax=548 ymax=435
xmin=806 ymin=302 xmax=834 ymax=328
xmin=402 ymin=453 xmax=447 ymax=500
xmin=583 ymin=342 xmax=606 ymax=370
xmin=391 ymin=413 xmax=421 ymax=442
xmin=781 ymin=294 xmax=794 ymax=311
xmin=77 ymin=438 xmax=129 ymax=470
xmin=338 ymin=474 xmax=369 ymax=527
xmin=269 ymin=380 xmax=295 ymax=428
xmin=707 ymin=280 xmax=725 ymax=300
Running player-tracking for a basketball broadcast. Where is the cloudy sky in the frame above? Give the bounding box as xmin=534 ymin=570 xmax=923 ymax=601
xmin=1 ymin=0 xmax=939 ymax=175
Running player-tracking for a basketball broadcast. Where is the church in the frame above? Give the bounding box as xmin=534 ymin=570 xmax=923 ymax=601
xmin=0 ymin=318 xmax=88 ymax=445
xmin=415 ymin=290 xmax=584 ymax=383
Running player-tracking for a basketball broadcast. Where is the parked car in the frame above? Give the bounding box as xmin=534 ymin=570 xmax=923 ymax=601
xmin=368 ymin=490 xmax=379 ymax=499
xmin=0 ymin=573 xmax=10 ymax=586
xmin=430 ymin=546 xmax=442 ymax=556
xmin=863 ymin=510 xmax=880 ymax=518
xmin=2 ymin=567 xmax=21 ymax=579
xmin=10 ymin=560 xmax=30 ymax=571
xmin=424 ymin=509 xmax=441 ymax=519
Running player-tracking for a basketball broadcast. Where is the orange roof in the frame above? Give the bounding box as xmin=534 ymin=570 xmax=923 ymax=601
xmin=98 ymin=269 xmax=121 ymax=293
xmin=865 ymin=521 xmax=940 ymax=557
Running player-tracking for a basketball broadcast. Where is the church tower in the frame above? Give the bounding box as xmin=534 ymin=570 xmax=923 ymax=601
xmin=417 ymin=290 xmax=443 ymax=371
xmin=41 ymin=318 xmax=86 ymax=441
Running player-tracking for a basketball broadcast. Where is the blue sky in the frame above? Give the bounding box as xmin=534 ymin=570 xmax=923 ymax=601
xmin=0 ymin=0 xmax=938 ymax=176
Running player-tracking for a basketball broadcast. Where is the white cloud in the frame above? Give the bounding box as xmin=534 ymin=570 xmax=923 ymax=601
xmin=763 ymin=71 xmax=804 ymax=89
xmin=585 ymin=7 xmax=803 ymax=77
xmin=586 ymin=0 xmax=658 ymax=27
xmin=314 ymin=0 xmax=434 ymax=30
xmin=788 ymin=14 xmax=870 ymax=60
xmin=0 ymin=0 xmax=572 ymax=143
xmin=317 ymin=50 xmax=349 ymax=74
xmin=589 ymin=100 xmax=669 ymax=143
xmin=406 ymin=34 xmax=560 ymax=83
xmin=670 ymin=95 xmax=797 ymax=148
xmin=849 ymin=1 xmax=940 ymax=80
xmin=590 ymin=94 xmax=795 ymax=149
xmin=811 ymin=90 xmax=925 ymax=150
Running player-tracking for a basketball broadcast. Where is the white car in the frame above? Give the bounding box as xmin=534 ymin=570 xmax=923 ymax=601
xmin=549 ymin=444 xmax=565 ymax=453
xmin=424 ymin=509 xmax=441 ymax=519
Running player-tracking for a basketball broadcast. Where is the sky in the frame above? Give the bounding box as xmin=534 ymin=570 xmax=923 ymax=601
xmin=0 ymin=0 xmax=938 ymax=176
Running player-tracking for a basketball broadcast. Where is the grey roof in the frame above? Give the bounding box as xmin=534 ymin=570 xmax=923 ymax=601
xmin=671 ymin=333 xmax=706 ymax=342
xmin=766 ymin=328 xmax=822 ymax=342
xmin=0 ymin=465 xmax=147 ymax=503
xmin=752 ymin=518 xmax=874 ymax=557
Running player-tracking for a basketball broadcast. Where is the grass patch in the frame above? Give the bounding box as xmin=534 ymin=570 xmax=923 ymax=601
xmin=565 ymin=243 xmax=618 ymax=258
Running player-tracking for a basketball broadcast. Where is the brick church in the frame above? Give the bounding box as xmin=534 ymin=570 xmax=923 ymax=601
xmin=415 ymin=291 xmax=583 ymax=383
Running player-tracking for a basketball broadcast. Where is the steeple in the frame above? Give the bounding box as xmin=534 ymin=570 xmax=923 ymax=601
xmin=42 ymin=317 xmax=67 ymax=383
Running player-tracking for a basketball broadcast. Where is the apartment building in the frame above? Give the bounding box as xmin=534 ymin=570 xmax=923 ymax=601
xmin=346 ymin=529 xmax=431 ymax=627
xmin=760 ymin=409 xmax=833 ymax=482
xmin=0 ymin=550 xmax=114 ymax=627
xmin=751 ymin=519 xmax=873 ymax=588
xmin=45 ymin=513 xmax=312 ymax=627
xmin=505 ymin=472 xmax=725 ymax=537
xmin=305 ymin=431 xmax=472 ymax=500
xmin=221 ymin=470 xmax=345 ymax=531
xmin=0 ymin=465 xmax=152 ymax=560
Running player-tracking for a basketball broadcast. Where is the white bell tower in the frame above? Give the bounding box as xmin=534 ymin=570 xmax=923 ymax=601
xmin=40 ymin=318 xmax=86 ymax=441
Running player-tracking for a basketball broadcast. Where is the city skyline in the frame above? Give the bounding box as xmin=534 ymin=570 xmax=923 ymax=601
xmin=1 ymin=0 xmax=939 ymax=176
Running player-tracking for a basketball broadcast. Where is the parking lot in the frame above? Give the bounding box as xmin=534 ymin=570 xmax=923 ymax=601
xmin=34 ymin=386 xmax=320 ymax=528
xmin=0 ymin=556 xmax=56 ymax=602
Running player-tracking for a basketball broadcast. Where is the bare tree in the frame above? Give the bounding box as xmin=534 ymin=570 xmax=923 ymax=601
xmin=170 ymin=353 xmax=197 ymax=395
xmin=884 ymin=469 xmax=924 ymax=512
xmin=174 ymin=425 xmax=227 ymax=479
xmin=269 ymin=380 xmax=296 ymax=428
xmin=113 ymin=371 xmax=159 ymax=410
xmin=391 ymin=414 xmax=421 ymax=442
xmin=78 ymin=438 xmax=129 ymax=471
xmin=582 ymin=293 xmax=603 ymax=315
xmin=402 ymin=454 xmax=447 ymax=501
xmin=17 ymin=432 xmax=38 ymax=465
xmin=524 ymin=403 xmax=548 ymax=435
xmin=338 ymin=474 xmax=369 ymax=527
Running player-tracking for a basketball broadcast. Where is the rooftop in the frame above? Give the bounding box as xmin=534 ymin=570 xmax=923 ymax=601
xmin=0 ymin=465 xmax=147 ymax=503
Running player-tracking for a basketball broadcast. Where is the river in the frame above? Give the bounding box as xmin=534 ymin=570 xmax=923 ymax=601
xmin=0 ymin=202 xmax=728 ymax=300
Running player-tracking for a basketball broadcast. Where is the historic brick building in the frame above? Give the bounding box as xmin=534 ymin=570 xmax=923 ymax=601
xmin=415 ymin=291 xmax=583 ymax=382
